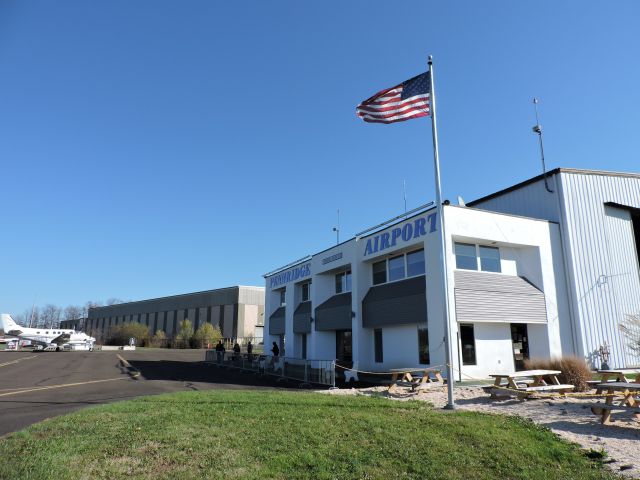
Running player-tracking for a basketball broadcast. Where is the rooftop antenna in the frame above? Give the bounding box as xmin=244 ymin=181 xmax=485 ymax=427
xmin=403 ymin=179 xmax=407 ymax=216
xmin=532 ymin=98 xmax=553 ymax=193
xmin=332 ymin=209 xmax=340 ymax=244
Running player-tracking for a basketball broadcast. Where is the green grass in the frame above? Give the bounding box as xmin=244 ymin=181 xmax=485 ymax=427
xmin=0 ymin=390 xmax=617 ymax=480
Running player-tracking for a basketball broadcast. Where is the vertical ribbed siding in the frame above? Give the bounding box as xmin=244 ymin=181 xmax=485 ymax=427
xmin=471 ymin=177 xmax=561 ymax=222
xmin=559 ymin=173 xmax=640 ymax=367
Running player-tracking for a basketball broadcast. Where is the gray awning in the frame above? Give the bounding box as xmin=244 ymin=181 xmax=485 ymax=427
xmin=362 ymin=275 xmax=427 ymax=328
xmin=269 ymin=306 xmax=286 ymax=335
xmin=454 ymin=270 xmax=547 ymax=324
xmin=293 ymin=301 xmax=311 ymax=334
xmin=315 ymin=293 xmax=352 ymax=331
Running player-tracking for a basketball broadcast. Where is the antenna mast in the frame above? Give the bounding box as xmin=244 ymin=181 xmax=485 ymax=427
xmin=532 ymin=98 xmax=553 ymax=193
xmin=332 ymin=209 xmax=340 ymax=244
xmin=403 ymin=179 xmax=407 ymax=215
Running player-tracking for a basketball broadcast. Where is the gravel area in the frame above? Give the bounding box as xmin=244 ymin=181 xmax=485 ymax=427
xmin=321 ymin=385 xmax=640 ymax=478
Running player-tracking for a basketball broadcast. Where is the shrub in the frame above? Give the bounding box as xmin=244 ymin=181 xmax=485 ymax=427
xmin=106 ymin=322 xmax=150 ymax=347
xmin=150 ymin=329 xmax=167 ymax=348
xmin=176 ymin=319 xmax=194 ymax=349
xmin=192 ymin=323 xmax=222 ymax=349
xmin=524 ymin=356 xmax=592 ymax=392
xmin=619 ymin=313 xmax=640 ymax=355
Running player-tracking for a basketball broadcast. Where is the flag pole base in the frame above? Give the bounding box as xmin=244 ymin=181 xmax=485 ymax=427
xmin=443 ymin=403 xmax=457 ymax=410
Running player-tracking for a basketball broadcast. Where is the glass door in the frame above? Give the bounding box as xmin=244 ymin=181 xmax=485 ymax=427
xmin=510 ymin=324 xmax=529 ymax=371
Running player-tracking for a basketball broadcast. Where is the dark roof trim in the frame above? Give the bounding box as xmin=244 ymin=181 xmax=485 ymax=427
xmin=88 ymin=286 xmax=253 ymax=313
xmin=469 ymin=168 xmax=640 ymax=207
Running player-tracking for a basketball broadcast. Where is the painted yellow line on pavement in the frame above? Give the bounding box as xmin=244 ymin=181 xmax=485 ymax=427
xmin=116 ymin=354 xmax=132 ymax=368
xmin=0 ymin=355 xmax=37 ymax=368
xmin=0 ymin=372 xmax=141 ymax=398
xmin=117 ymin=354 xmax=141 ymax=379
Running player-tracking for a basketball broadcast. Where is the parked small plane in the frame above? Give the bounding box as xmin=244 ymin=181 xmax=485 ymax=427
xmin=0 ymin=314 xmax=95 ymax=351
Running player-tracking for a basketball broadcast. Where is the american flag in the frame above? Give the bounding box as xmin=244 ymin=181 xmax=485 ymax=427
xmin=356 ymin=72 xmax=431 ymax=124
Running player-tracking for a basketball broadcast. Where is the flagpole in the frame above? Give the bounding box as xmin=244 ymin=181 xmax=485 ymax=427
xmin=428 ymin=55 xmax=456 ymax=409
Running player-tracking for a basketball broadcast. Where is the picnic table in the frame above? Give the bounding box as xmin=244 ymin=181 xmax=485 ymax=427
xmin=593 ymin=369 xmax=640 ymax=394
xmin=388 ymin=367 xmax=444 ymax=392
xmin=591 ymin=382 xmax=640 ymax=424
xmin=488 ymin=369 xmax=574 ymax=400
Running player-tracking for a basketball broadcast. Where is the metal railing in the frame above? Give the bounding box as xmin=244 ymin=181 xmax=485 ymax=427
xmin=204 ymin=350 xmax=335 ymax=387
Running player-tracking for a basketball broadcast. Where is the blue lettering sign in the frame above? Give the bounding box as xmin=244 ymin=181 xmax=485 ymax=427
xmin=269 ymin=263 xmax=312 ymax=288
xmin=390 ymin=228 xmax=402 ymax=246
xmin=401 ymin=223 xmax=413 ymax=241
xmin=363 ymin=213 xmax=438 ymax=257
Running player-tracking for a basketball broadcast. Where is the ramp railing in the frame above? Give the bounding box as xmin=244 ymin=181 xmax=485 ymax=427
xmin=204 ymin=350 xmax=335 ymax=387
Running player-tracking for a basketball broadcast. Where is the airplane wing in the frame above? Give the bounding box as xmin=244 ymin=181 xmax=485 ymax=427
xmin=51 ymin=333 xmax=71 ymax=346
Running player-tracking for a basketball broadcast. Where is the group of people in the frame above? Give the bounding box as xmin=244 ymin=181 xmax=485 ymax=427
xmin=212 ymin=340 xmax=281 ymax=364
xmin=214 ymin=339 xmax=254 ymax=361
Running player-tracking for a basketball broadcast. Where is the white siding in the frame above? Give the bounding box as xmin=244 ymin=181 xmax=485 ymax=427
xmin=559 ymin=173 xmax=640 ymax=367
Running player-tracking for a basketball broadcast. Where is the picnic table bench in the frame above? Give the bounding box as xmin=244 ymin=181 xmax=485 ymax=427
xmin=591 ymin=382 xmax=640 ymax=424
xmin=593 ymin=369 xmax=640 ymax=394
xmin=388 ymin=368 xmax=444 ymax=392
xmin=488 ymin=370 xmax=574 ymax=400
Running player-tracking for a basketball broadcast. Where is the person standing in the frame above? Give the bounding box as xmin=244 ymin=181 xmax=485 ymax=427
xmin=271 ymin=341 xmax=280 ymax=358
xmin=247 ymin=340 xmax=253 ymax=360
xmin=215 ymin=340 xmax=225 ymax=364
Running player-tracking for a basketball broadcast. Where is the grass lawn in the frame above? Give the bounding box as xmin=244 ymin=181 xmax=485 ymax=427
xmin=0 ymin=390 xmax=617 ymax=480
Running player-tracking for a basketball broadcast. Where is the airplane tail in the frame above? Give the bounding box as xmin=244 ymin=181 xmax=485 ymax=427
xmin=1 ymin=314 xmax=19 ymax=332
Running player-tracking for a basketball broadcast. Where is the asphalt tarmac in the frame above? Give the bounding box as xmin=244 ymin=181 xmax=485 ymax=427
xmin=0 ymin=349 xmax=301 ymax=437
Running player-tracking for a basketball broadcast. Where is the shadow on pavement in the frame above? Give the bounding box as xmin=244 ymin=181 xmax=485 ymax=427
xmin=127 ymin=360 xmax=325 ymax=390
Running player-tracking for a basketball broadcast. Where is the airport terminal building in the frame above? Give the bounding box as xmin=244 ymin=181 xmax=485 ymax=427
xmin=264 ymin=169 xmax=640 ymax=378
xmin=86 ymin=286 xmax=265 ymax=342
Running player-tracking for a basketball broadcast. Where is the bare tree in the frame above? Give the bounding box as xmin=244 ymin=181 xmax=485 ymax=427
xmin=13 ymin=313 xmax=26 ymax=326
xmin=83 ymin=301 xmax=103 ymax=319
xmin=64 ymin=305 xmax=84 ymax=321
xmin=40 ymin=304 xmax=62 ymax=329
xmin=106 ymin=298 xmax=124 ymax=306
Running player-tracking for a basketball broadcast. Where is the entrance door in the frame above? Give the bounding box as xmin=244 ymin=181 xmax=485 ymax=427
xmin=510 ymin=324 xmax=529 ymax=371
xmin=336 ymin=330 xmax=352 ymax=367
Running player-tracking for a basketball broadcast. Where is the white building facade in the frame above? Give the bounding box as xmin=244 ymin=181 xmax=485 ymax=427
xmin=264 ymin=169 xmax=640 ymax=379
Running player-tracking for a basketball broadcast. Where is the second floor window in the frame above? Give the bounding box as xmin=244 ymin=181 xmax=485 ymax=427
xmin=279 ymin=289 xmax=286 ymax=307
xmin=335 ymin=270 xmax=352 ymax=293
xmin=372 ymin=260 xmax=387 ymax=285
xmin=372 ymin=249 xmax=426 ymax=285
xmin=301 ymin=282 xmax=311 ymax=302
xmin=455 ymin=242 xmax=501 ymax=273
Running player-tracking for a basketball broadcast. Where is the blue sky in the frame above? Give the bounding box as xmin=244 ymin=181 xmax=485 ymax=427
xmin=1 ymin=1 xmax=639 ymax=316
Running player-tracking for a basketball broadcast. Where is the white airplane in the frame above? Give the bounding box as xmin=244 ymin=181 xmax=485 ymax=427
xmin=1 ymin=314 xmax=95 ymax=351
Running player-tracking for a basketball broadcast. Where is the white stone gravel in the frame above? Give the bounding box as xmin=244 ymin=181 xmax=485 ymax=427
xmin=320 ymin=385 xmax=640 ymax=478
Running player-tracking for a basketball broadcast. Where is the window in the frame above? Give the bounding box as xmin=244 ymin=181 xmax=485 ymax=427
xmin=455 ymin=243 xmax=477 ymax=270
xmin=335 ymin=270 xmax=352 ymax=293
xmin=406 ymin=249 xmax=425 ymax=277
xmin=374 ymin=328 xmax=383 ymax=363
xmin=301 ymin=282 xmax=311 ymax=302
xmin=460 ymin=324 xmax=476 ymax=365
xmin=388 ymin=254 xmax=405 ymax=281
xmin=372 ymin=260 xmax=387 ymax=285
xmin=418 ymin=327 xmax=430 ymax=364
xmin=279 ymin=289 xmax=286 ymax=307
xmin=455 ymin=243 xmax=502 ymax=273
xmin=479 ymin=246 xmax=501 ymax=273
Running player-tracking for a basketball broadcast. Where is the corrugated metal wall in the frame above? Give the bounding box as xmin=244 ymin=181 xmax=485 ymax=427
xmin=470 ymin=177 xmax=561 ymax=222
xmin=560 ymin=173 xmax=640 ymax=367
xmin=472 ymin=170 xmax=640 ymax=367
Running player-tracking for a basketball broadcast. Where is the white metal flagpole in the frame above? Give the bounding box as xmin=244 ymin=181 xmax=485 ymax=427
xmin=428 ymin=55 xmax=456 ymax=409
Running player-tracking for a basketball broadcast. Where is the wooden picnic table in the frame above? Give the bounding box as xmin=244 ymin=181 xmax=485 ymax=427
xmin=591 ymin=382 xmax=640 ymax=424
xmin=594 ymin=369 xmax=640 ymax=394
xmin=488 ymin=369 xmax=574 ymax=400
xmin=388 ymin=367 xmax=444 ymax=392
